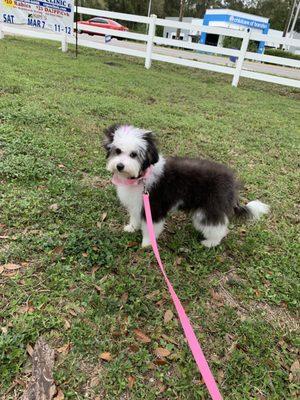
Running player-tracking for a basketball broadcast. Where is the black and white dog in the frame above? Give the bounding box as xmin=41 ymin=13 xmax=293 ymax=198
xmin=104 ymin=124 xmax=269 ymax=248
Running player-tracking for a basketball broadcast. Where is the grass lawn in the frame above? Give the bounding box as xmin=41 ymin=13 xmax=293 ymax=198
xmin=0 ymin=36 xmax=299 ymax=399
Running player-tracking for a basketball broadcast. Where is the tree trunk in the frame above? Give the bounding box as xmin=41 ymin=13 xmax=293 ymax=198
xmin=176 ymin=0 xmax=185 ymax=40
xmin=22 ymin=338 xmax=56 ymax=400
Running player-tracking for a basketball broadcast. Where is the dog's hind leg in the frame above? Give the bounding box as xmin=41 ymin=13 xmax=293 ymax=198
xmin=192 ymin=210 xmax=228 ymax=248
xmin=141 ymin=219 xmax=165 ymax=248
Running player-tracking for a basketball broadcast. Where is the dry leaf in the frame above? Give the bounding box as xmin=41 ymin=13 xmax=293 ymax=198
xmin=290 ymin=360 xmax=300 ymax=383
xmin=90 ymin=376 xmax=100 ymax=387
xmin=164 ymin=310 xmax=173 ymax=324
xmin=68 ymin=309 xmax=77 ymax=316
xmin=19 ymin=304 xmax=35 ymax=314
xmin=54 ymin=388 xmax=64 ymax=400
xmin=129 ymin=344 xmax=139 ymax=353
xmin=82 ymin=252 xmax=88 ymax=258
xmin=217 ymin=369 xmax=225 ymax=383
xmin=120 ymin=292 xmax=128 ymax=304
xmin=146 ymin=290 xmax=160 ymax=299
xmin=1 ymin=326 xmax=8 ymax=335
xmin=156 ymin=380 xmax=166 ymax=393
xmin=49 ymin=203 xmax=59 ymax=211
xmin=91 ymin=266 xmax=100 ymax=275
xmin=21 ymin=262 xmax=29 ymax=267
xmin=64 ymin=320 xmax=71 ymax=330
xmin=291 ymin=359 xmax=300 ymax=373
xmin=134 ymin=329 xmax=151 ymax=343
xmin=101 ymin=212 xmax=107 ymax=222
xmin=100 ymin=352 xmax=112 ymax=361
xmin=0 ymin=266 xmax=4 ymax=274
xmin=174 ymin=257 xmax=183 ymax=266
xmin=128 ymin=375 xmax=136 ymax=389
xmin=3 ymin=263 xmax=22 ymax=270
xmin=56 ymin=343 xmax=71 ymax=355
xmin=26 ymin=343 xmax=34 ymax=357
xmin=94 ymin=285 xmax=102 ymax=294
xmin=210 ymin=289 xmax=223 ymax=301
xmin=154 ymin=347 xmax=171 ymax=358
xmin=154 ymin=359 xmax=168 ymax=366
xmin=52 ymin=246 xmax=64 ymax=255
xmin=127 ymin=241 xmax=139 ymax=248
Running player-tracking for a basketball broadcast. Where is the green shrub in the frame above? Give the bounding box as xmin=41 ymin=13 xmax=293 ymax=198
xmin=264 ymin=48 xmax=300 ymax=60
xmin=223 ymin=37 xmax=258 ymax=52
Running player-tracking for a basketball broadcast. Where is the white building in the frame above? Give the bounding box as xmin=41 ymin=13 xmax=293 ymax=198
xmin=163 ymin=9 xmax=299 ymax=54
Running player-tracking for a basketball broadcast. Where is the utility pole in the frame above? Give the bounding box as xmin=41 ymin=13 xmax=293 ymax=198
xmin=147 ymin=0 xmax=152 ymax=17
xmin=289 ymin=0 xmax=300 ymax=37
xmin=176 ymin=0 xmax=185 ymax=40
xmin=283 ymin=0 xmax=297 ymax=38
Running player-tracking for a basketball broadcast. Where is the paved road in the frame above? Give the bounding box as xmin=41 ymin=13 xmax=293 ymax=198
xmin=79 ymin=33 xmax=300 ymax=81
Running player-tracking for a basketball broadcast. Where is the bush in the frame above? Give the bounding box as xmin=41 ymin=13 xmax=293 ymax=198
xmin=223 ymin=37 xmax=258 ymax=52
xmin=264 ymin=48 xmax=300 ymax=61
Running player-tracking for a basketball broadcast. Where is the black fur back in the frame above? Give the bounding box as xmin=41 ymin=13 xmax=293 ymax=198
xmin=146 ymin=157 xmax=240 ymax=224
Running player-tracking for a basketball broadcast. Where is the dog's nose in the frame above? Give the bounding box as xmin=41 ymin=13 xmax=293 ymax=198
xmin=117 ymin=163 xmax=124 ymax=171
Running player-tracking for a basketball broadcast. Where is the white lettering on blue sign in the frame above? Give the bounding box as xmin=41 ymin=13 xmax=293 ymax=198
xmin=229 ymin=15 xmax=268 ymax=30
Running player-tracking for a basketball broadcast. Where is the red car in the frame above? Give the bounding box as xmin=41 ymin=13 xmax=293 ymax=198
xmin=78 ymin=17 xmax=129 ymax=38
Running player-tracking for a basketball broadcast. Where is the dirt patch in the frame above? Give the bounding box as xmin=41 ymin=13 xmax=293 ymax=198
xmin=0 ymin=86 xmax=21 ymax=96
xmin=81 ymin=173 xmax=110 ymax=189
xmin=104 ymin=61 xmax=121 ymax=67
xmin=210 ymin=270 xmax=299 ymax=333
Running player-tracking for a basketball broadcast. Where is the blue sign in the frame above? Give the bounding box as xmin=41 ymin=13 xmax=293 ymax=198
xmin=228 ymin=15 xmax=268 ymax=30
xmin=200 ymin=11 xmax=270 ymax=54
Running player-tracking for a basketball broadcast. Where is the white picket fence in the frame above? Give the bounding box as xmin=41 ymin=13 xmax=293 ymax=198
xmin=1 ymin=7 xmax=300 ymax=88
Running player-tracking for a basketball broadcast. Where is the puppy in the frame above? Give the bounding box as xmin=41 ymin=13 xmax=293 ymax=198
xmin=104 ymin=124 xmax=269 ymax=248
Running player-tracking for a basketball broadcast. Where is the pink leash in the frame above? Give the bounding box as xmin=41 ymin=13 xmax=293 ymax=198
xmin=143 ymin=192 xmax=223 ymax=400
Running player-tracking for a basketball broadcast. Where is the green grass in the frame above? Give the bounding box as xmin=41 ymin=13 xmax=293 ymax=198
xmin=0 ymin=36 xmax=299 ymax=399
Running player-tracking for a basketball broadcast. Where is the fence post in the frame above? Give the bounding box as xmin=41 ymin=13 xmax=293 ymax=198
xmin=232 ymin=28 xmax=251 ymax=88
xmin=61 ymin=33 xmax=68 ymax=53
xmin=145 ymin=14 xmax=157 ymax=69
xmin=0 ymin=23 xmax=4 ymax=40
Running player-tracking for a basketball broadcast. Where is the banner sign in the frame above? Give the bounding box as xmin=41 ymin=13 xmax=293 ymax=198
xmin=0 ymin=0 xmax=74 ymax=35
xmin=228 ymin=15 xmax=268 ymax=30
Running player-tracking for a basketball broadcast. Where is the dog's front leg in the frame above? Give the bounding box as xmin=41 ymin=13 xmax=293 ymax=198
xmin=124 ymin=210 xmax=141 ymax=232
xmin=117 ymin=186 xmax=142 ymax=233
xmin=141 ymin=219 xmax=165 ymax=247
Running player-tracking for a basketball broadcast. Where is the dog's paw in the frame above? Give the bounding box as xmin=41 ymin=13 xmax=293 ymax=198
xmin=124 ymin=224 xmax=137 ymax=233
xmin=201 ymin=239 xmax=220 ymax=248
xmin=141 ymin=240 xmax=151 ymax=248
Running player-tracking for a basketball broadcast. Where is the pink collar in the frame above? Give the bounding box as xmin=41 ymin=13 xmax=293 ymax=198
xmin=112 ymin=165 xmax=153 ymax=187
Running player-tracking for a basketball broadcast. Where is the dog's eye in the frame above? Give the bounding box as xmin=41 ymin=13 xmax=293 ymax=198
xmin=130 ymin=152 xmax=137 ymax=158
xmin=115 ymin=148 xmax=121 ymax=155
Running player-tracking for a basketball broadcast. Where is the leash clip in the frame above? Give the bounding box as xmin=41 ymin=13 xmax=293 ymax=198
xmin=143 ymin=180 xmax=149 ymax=195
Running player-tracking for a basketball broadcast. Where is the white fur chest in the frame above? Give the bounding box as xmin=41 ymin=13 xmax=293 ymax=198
xmin=117 ymin=185 xmax=143 ymax=214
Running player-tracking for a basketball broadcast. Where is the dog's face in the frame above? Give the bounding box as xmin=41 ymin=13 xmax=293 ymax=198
xmin=103 ymin=125 xmax=159 ymax=178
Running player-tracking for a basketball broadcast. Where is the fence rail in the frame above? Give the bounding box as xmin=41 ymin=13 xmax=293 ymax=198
xmin=1 ymin=7 xmax=300 ymax=88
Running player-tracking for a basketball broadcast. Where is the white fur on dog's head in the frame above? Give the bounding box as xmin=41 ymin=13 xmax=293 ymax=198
xmin=103 ymin=125 xmax=159 ymax=178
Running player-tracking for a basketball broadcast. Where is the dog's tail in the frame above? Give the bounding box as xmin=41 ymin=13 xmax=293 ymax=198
xmin=234 ymin=200 xmax=270 ymax=220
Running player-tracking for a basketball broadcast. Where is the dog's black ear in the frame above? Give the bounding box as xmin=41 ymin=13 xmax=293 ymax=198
xmin=103 ymin=124 xmax=119 ymax=152
xmin=142 ymin=131 xmax=159 ymax=170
